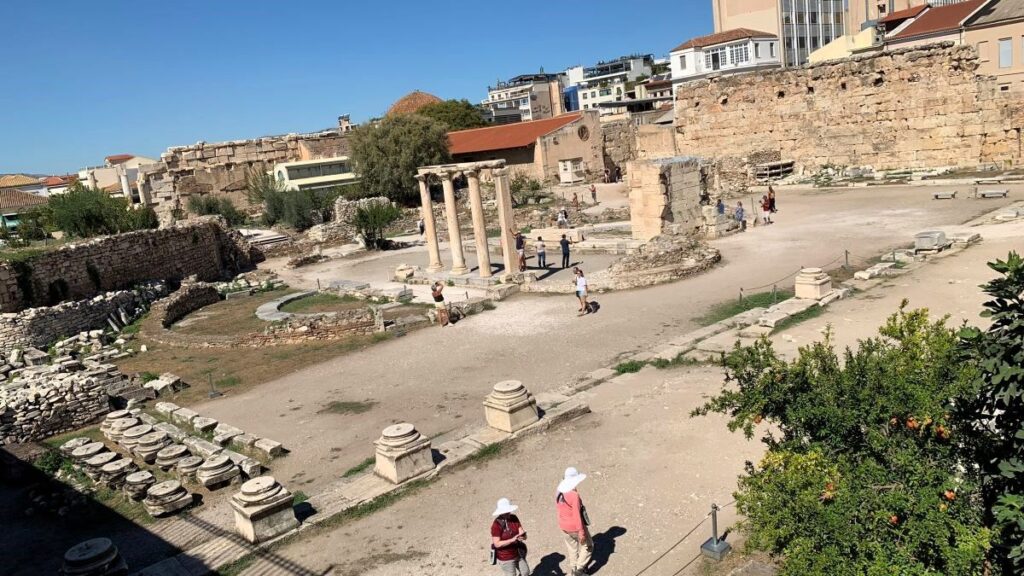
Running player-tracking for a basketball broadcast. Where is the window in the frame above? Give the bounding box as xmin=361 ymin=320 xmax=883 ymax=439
xmin=999 ymin=38 xmax=1012 ymax=69
xmin=770 ymin=42 xmax=776 ymax=58
xmin=811 ymin=37 xmax=819 ymax=49
xmin=599 ymin=88 xmax=611 ymax=96
xmin=1000 ymin=84 xmax=1010 ymax=92
xmin=755 ymin=43 xmax=761 ymax=58
xmin=590 ymin=91 xmax=596 ymax=98
xmin=797 ymin=13 xmax=804 ymax=24
xmin=810 ymin=11 xmax=817 ymax=24
xmin=729 ymin=44 xmax=749 ymax=65
xmin=705 ymin=46 xmax=727 ymax=70
xmin=679 ymin=54 xmax=686 ymax=69
xmin=581 ymin=92 xmax=588 ymax=99
xmin=978 ymin=41 xmax=990 ymax=62
xmin=798 ymin=37 xmax=806 ymax=49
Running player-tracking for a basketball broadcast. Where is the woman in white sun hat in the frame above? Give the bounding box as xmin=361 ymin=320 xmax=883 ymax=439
xmin=490 ymin=497 xmax=530 ymax=575
xmin=556 ymin=467 xmax=593 ymax=576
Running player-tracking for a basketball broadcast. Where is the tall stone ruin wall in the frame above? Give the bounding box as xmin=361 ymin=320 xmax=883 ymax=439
xmin=152 ymin=282 xmax=222 ymax=328
xmin=673 ymin=43 xmax=1024 ymax=172
xmin=0 ymin=220 xmax=256 ymax=313
xmin=626 ymin=157 xmax=705 ymax=241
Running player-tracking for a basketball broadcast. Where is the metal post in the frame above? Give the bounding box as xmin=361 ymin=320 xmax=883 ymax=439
xmin=845 ymin=250 xmax=850 ymax=270
xmin=772 ymin=284 xmax=777 ymax=304
xmin=208 ymin=373 xmax=222 ymax=399
xmin=739 ymin=288 xmax=744 ymax=304
xmin=700 ymin=503 xmax=732 ymax=560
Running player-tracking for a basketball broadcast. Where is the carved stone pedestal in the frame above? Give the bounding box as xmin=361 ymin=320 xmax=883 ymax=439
xmin=230 ymin=476 xmax=299 ymax=544
xmin=374 ymin=423 xmax=434 ymax=484
xmin=196 ymin=454 xmax=241 ymax=488
xmin=483 ymin=380 xmax=539 ymax=433
xmin=794 ymin=267 xmax=832 ymax=300
xmin=61 ymin=537 xmax=128 ymax=576
xmin=143 ymin=480 xmax=193 ymax=517
xmin=118 ymin=424 xmax=153 ymax=452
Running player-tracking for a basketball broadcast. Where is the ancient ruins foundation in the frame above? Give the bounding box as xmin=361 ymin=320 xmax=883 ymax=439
xmin=673 ymin=43 xmax=1024 ymax=172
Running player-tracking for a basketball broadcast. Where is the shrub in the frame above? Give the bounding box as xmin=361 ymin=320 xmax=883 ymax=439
xmin=693 ymin=307 xmax=990 ymax=575
xmin=509 ymin=174 xmax=545 ymax=206
xmin=352 ymin=202 xmax=402 ymax=249
xmin=188 ymin=195 xmax=245 ymax=226
xmin=46 ymin=183 xmax=158 ymax=238
xmin=349 ymin=115 xmax=450 ymax=204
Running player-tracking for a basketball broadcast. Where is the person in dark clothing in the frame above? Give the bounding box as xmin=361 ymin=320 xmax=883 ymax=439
xmin=510 ymin=228 xmax=527 ymax=272
xmin=431 ymin=282 xmax=449 ymax=326
xmin=559 ymin=234 xmax=573 ymax=268
xmin=491 ymin=498 xmax=530 ymax=575
xmin=768 ymin=185 xmax=778 ymax=213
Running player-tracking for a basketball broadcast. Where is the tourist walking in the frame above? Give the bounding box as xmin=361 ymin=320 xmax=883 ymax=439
xmin=557 ymin=209 xmax=568 ymax=229
xmin=510 ymin=228 xmax=527 ymax=272
xmin=768 ymin=185 xmax=778 ymax=213
xmin=716 ymin=198 xmax=725 ymax=215
xmin=431 ymin=282 xmax=449 ymax=327
xmin=535 ymin=236 xmax=547 ymax=269
xmin=559 ymin=234 xmax=572 ymax=268
xmin=556 ymin=467 xmax=593 ymax=576
xmin=571 ymin=192 xmax=580 ymax=212
xmin=491 ymin=498 xmax=531 ymax=576
xmin=573 ymin=268 xmax=589 ymax=316
xmin=603 ymin=167 xmax=610 ymax=183
xmin=734 ymin=201 xmax=746 ymax=231
xmin=417 ymin=217 xmax=425 ymax=237
xmin=760 ymin=195 xmax=773 ymax=225
xmin=614 ymin=166 xmax=622 ymax=182
xmin=589 ymin=183 xmax=598 ymax=205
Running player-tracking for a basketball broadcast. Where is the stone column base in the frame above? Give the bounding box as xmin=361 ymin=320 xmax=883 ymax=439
xmin=374 ymin=423 xmax=434 ymax=484
xmin=484 ymin=380 xmax=539 ymax=433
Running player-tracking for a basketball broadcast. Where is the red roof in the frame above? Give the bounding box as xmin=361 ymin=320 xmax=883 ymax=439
xmin=890 ymin=0 xmax=986 ymax=40
xmin=672 ymin=28 xmax=777 ymax=52
xmin=105 ymin=154 xmax=134 ymax=164
xmin=879 ymin=4 xmax=928 ymax=25
xmin=42 ymin=175 xmax=76 ymax=187
xmin=0 ymin=189 xmax=48 ymax=212
xmin=448 ymin=113 xmax=583 ymax=155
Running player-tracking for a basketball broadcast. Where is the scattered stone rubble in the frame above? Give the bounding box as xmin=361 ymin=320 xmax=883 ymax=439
xmin=589 ymin=234 xmax=721 ymax=291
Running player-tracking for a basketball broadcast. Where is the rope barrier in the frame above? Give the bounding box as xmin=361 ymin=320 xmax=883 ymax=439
xmin=631 ymin=500 xmax=737 ymax=576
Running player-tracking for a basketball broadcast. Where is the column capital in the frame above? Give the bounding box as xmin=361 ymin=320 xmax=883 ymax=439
xmin=438 ymin=170 xmax=454 ymax=182
xmin=415 ymin=173 xmax=429 ymax=183
xmin=492 ymin=168 xmax=508 ymax=177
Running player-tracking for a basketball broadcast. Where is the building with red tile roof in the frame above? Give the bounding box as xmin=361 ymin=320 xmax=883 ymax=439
xmin=887 ymin=0 xmax=987 ymax=46
xmin=448 ymin=111 xmax=602 ymax=183
xmin=669 ymin=28 xmax=781 ymax=89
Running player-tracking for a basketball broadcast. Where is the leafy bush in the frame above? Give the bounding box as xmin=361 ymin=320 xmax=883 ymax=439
xmin=957 ymin=252 xmax=1024 ymax=572
xmin=187 ymin=195 xmax=246 ymax=226
xmin=349 ymin=114 xmax=450 ymax=204
xmin=352 ymin=202 xmax=401 ymax=249
xmin=509 ymin=174 xmax=545 ymax=206
xmin=262 ymin=187 xmax=341 ymax=231
xmin=693 ymin=307 xmax=990 ymax=575
xmin=416 ymin=99 xmax=487 ymax=131
xmin=46 ymin=183 xmax=158 ymax=238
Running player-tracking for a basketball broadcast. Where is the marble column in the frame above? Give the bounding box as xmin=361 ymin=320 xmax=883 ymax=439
xmin=493 ymin=168 xmax=518 ymax=276
xmin=416 ymin=175 xmax=443 ymax=273
xmin=440 ymin=171 xmax=468 ymax=275
xmin=465 ymin=170 xmax=492 ymax=278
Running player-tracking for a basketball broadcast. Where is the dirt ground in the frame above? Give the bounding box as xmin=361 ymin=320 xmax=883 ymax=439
xmin=196 ymin=184 xmax=1021 ymax=496
xmin=230 ymin=198 xmax=1024 ymax=576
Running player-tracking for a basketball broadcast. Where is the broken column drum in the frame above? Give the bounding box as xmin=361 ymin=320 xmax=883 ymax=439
xmin=196 ymin=454 xmax=240 ymax=488
xmin=99 ymin=459 xmax=137 ymax=488
xmin=484 ymin=380 xmax=540 ymax=433
xmin=374 ymin=422 xmax=434 ymax=484
xmin=124 ymin=471 xmax=155 ymax=501
xmin=143 ymin=480 xmax=193 ymax=517
xmin=155 ymin=444 xmax=190 ymax=470
xmin=71 ymin=442 xmax=107 ymax=463
xmin=118 ymin=424 xmax=153 ymax=451
xmin=105 ymin=417 xmax=138 ymax=443
xmin=99 ymin=410 xmax=130 ymax=437
xmin=61 ymin=537 xmax=128 ymax=576
xmin=83 ymin=452 xmax=119 ymax=481
xmin=176 ymin=455 xmax=204 ymax=481
xmin=230 ymin=476 xmax=300 ymax=544
xmin=794 ymin=267 xmax=832 ymax=300
xmin=61 ymin=437 xmax=92 ymax=457
xmin=133 ymin=431 xmax=171 ymax=464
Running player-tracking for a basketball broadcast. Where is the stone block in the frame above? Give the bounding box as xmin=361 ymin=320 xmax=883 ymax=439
xmin=230 ymin=477 xmax=299 ymax=544
xmin=374 ymin=423 xmax=434 ymax=484
xmin=171 ymin=408 xmax=199 ymax=427
xmin=483 ymin=380 xmax=540 ymax=434
xmin=154 ymin=402 xmax=179 ymax=416
xmin=794 ymin=268 xmax=832 ymax=300
xmin=191 ymin=416 xmax=218 ymax=432
xmin=253 ymin=438 xmax=284 ymax=458
xmin=230 ymin=433 xmax=258 ymax=450
xmin=213 ymin=423 xmax=245 ymax=446
xmin=154 ymin=422 xmax=187 ymax=442
xmin=183 ymin=436 xmax=223 ymax=458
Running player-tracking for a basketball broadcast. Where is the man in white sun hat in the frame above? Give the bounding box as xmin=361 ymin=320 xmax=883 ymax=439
xmin=556 ymin=467 xmax=593 ymax=576
xmin=490 ymin=497 xmax=530 ymax=575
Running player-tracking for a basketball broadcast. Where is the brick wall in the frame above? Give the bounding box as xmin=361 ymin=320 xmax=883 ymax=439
xmin=673 ymin=43 xmax=1024 ymax=172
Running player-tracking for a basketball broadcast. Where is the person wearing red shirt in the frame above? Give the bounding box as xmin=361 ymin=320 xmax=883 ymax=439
xmin=556 ymin=467 xmax=593 ymax=576
xmin=491 ymin=498 xmax=530 ymax=575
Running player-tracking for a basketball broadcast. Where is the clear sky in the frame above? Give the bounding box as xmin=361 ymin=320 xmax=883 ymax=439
xmin=0 ymin=1 xmax=712 ymax=175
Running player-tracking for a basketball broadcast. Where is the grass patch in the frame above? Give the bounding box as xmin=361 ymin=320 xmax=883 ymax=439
xmin=342 ymin=457 xmax=375 ymax=478
xmin=695 ymin=289 xmax=793 ymax=326
xmin=215 ymin=375 xmax=241 ymax=389
xmin=466 ymin=443 xmax=504 ymax=464
xmin=649 ymin=353 xmax=703 ymax=370
xmin=614 ymin=360 xmax=645 ymax=374
xmin=292 ymin=491 xmax=309 ymax=505
xmin=140 ymin=371 xmax=160 ymax=383
xmin=171 ymin=288 xmax=289 ymax=337
xmin=319 ymin=400 xmax=377 ymax=415
xmin=121 ymin=314 xmax=145 ymax=335
xmin=772 ymin=304 xmax=826 ymax=331
xmin=279 ymin=293 xmax=364 ymax=314
xmin=216 ymin=554 xmax=257 ymax=576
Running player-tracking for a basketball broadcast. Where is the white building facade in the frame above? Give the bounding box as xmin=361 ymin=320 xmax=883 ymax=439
xmin=565 ymin=55 xmax=653 ymax=116
xmin=670 ymin=29 xmax=781 ymax=91
xmin=482 ymin=74 xmax=564 ymax=125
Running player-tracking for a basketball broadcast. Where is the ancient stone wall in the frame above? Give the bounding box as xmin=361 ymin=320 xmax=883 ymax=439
xmin=152 ymin=282 xmax=222 ymax=328
xmin=0 ymin=363 xmax=126 ymax=445
xmin=673 ymin=43 xmax=1024 ymax=172
xmin=305 ymin=196 xmax=394 ymax=243
xmin=0 ymin=221 xmax=256 ymax=313
xmin=627 ymin=157 xmax=705 ymax=241
xmin=635 ymin=125 xmax=678 ymax=159
xmin=602 ymin=120 xmax=637 ymax=171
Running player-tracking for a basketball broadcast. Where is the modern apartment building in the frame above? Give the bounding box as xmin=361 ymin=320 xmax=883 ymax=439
xmin=669 ymin=28 xmax=782 ymax=89
xmin=964 ymin=0 xmax=1024 ymax=91
xmin=482 ymin=73 xmax=565 ymax=125
xmin=564 ymin=55 xmax=653 ymax=115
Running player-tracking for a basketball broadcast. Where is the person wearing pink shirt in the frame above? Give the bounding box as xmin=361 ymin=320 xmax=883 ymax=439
xmin=556 ymin=467 xmax=593 ymax=576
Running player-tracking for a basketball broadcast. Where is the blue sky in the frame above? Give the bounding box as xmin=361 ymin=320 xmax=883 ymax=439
xmin=0 ymin=1 xmax=712 ymax=174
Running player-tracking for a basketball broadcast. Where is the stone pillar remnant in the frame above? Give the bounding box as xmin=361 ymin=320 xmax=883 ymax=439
xmin=493 ymin=168 xmax=518 ymax=277
xmin=440 ymin=172 xmax=468 ymax=275
xmin=465 ymin=169 xmax=492 ymax=278
xmin=176 ymin=455 xmax=204 ymax=482
xmin=133 ymin=431 xmax=171 ymax=464
xmin=794 ymin=267 xmax=833 ymax=300
xmin=61 ymin=537 xmax=128 ymax=576
xmin=83 ymin=452 xmax=118 ymax=481
xmin=374 ymin=422 xmax=434 ymax=484
xmin=124 ymin=471 xmax=155 ymax=501
xmin=118 ymin=424 xmax=153 ymax=452
xmin=230 ymin=476 xmax=300 ymax=543
xmin=60 ymin=437 xmax=92 ymax=457
xmin=155 ymin=444 xmax=190 ymax=471
xmin=100 ymin=459 xmax=137 ymax=488
xmin=106 ymin=417 xmax=138 ymax=443
xmin=483 ymin=380 xmax=540 ymax=434
xmin=416 ymin=174 xmax=443 ymax=273
xmin=143 ymin=480 xmax=193 ymax=517
xmin=196 ymin=454 xmax=241 ymax=488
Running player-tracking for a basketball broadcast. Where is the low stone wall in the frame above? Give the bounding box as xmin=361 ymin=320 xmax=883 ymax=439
xmin=0 ymin=363 xmax=126 ymax=445
xmin=0 ymin=219 xmax=257 ymax=313
xmin=306 ymin=196 xmax=394 ymax=243
xmin=152 ymin=282 xmax=222 ymax=328
xmin=0 ymin=283 xmax=167 ymax=353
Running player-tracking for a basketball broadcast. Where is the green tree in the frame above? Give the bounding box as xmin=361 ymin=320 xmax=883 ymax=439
xmin=244 ymin=167 xmax=285 ymax=205
xmin=349 ymin=114 xmax=450 ymax=204
xmin=416 ymin=99 xmax=487 ymax=131
xmin=352 ymin=201 xmax=401 ymax=249
xmin=958 ymin=252 xmax=1024 ymax=572
xmin=187 ymin=195 xmax=246 ymax=227
xmin=47 ymin=183 xmax=157 ymax=238
xmin=693 ymin=307 xmax=990 ymax=575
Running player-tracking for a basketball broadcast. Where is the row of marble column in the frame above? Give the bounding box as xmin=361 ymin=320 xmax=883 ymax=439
xmin=416 ymin=167 xmax=516 ymax=278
